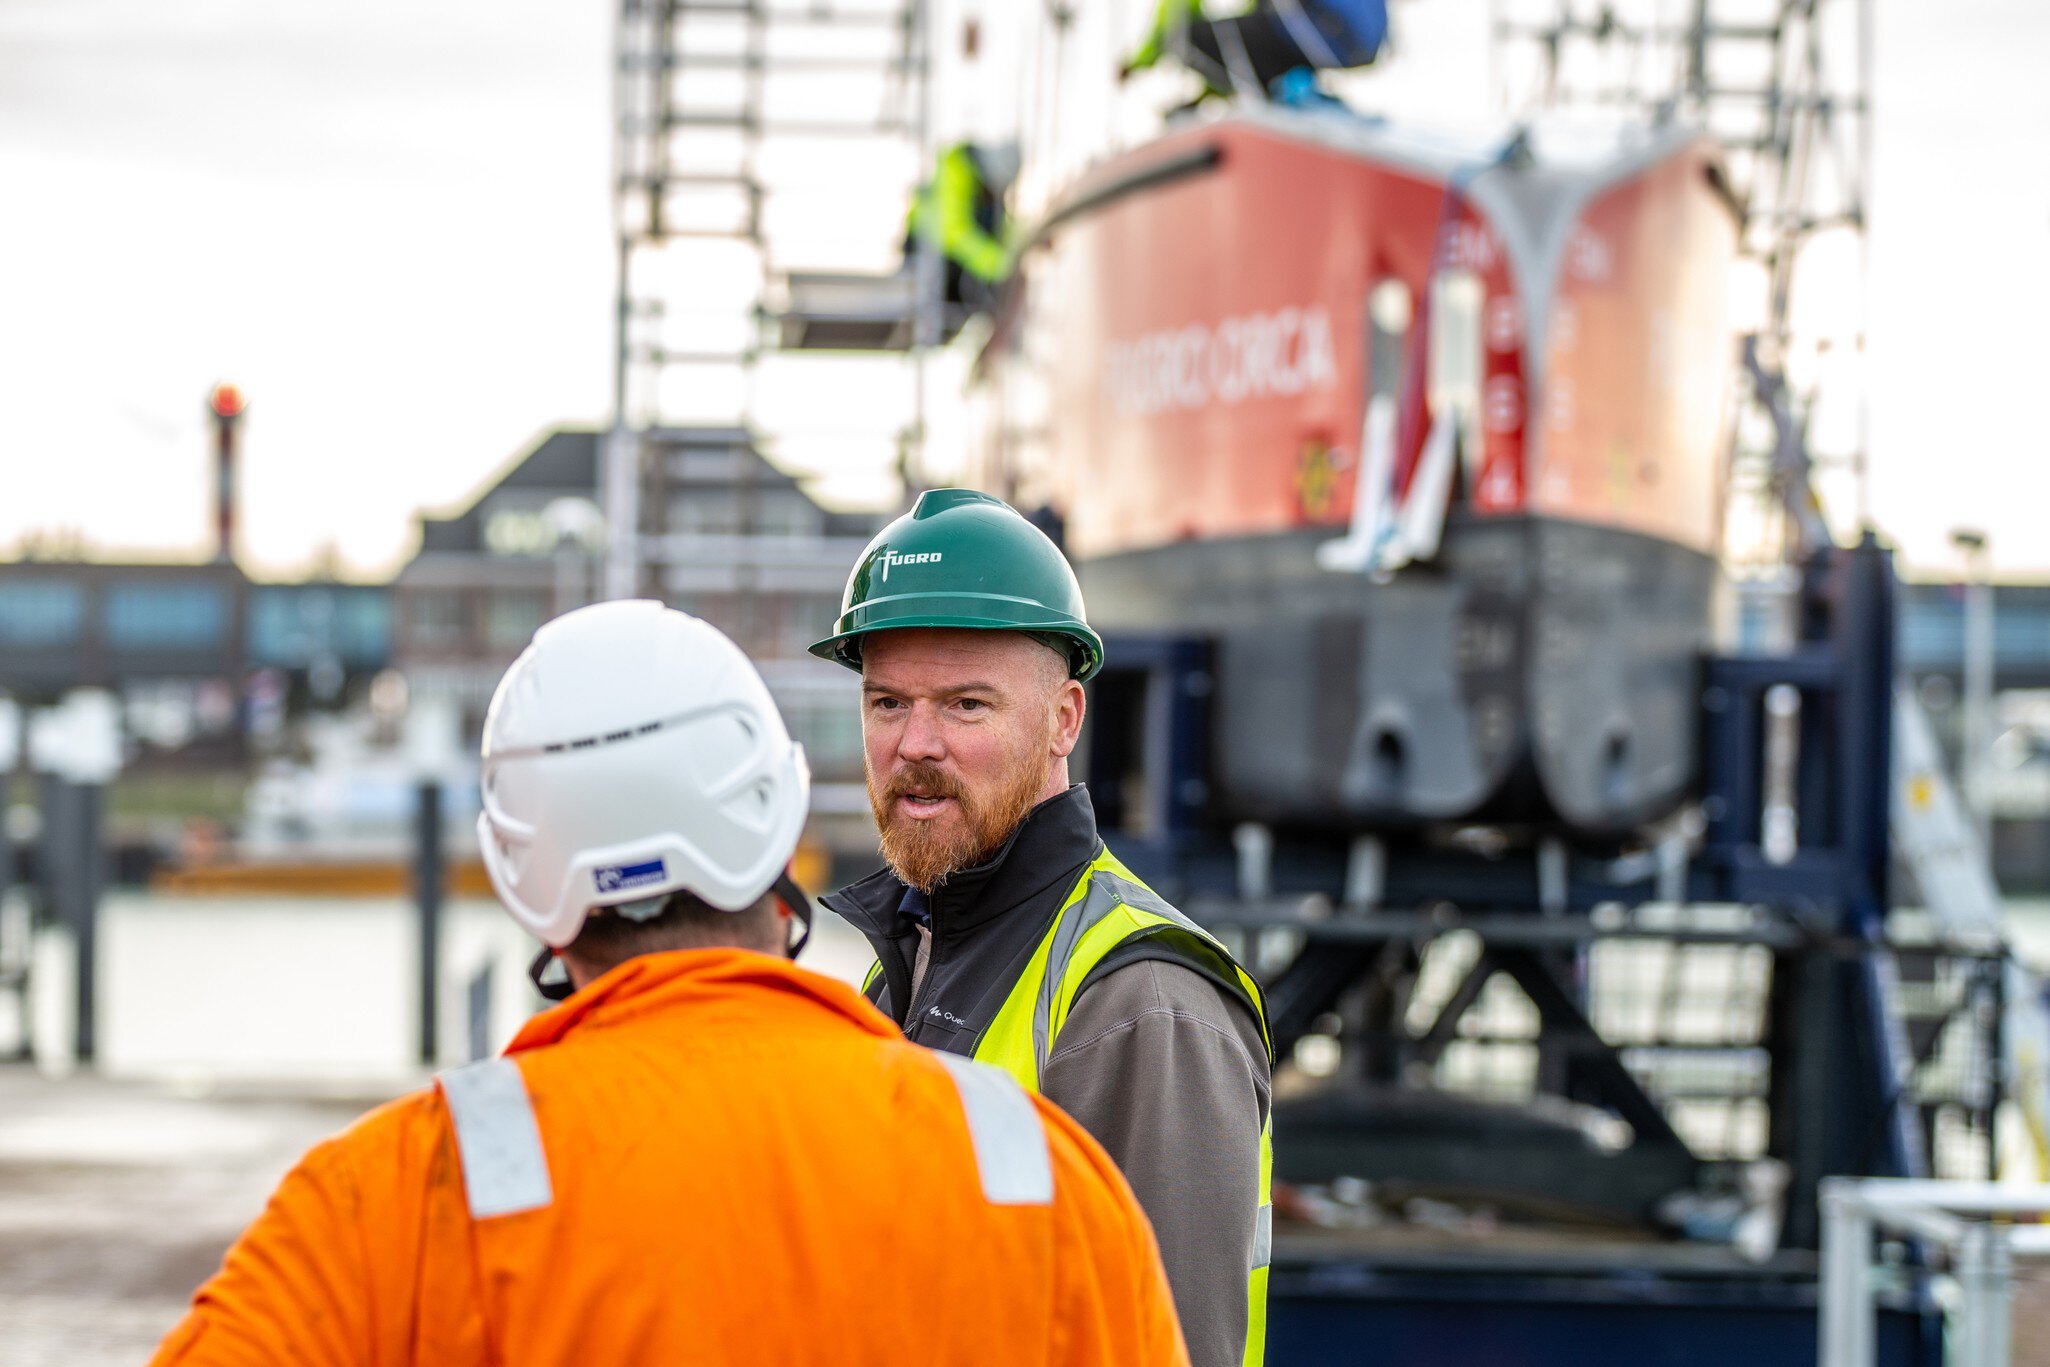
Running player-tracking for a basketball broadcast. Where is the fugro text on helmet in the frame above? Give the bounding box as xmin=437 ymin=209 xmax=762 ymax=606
xmin=877 ymin=549 xmax=944 ymax=583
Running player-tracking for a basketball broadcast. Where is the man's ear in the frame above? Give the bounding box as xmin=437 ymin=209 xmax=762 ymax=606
xmin=1050 ymin=677 xmax=1086 ymax=759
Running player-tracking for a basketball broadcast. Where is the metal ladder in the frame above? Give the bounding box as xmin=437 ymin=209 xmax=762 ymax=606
xmin=605 ymin=0 xmax=932 ymax=600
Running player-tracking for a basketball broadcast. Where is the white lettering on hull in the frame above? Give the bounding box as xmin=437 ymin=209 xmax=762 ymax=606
xmin=1103 ymin=305 xmax=1338 ymax=418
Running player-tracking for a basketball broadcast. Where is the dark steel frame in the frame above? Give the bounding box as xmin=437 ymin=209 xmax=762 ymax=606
xmin=1085 ymin=535 xmax=1965 ymax=1363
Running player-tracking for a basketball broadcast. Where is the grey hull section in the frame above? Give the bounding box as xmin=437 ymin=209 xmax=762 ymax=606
xmin=1077 ymin=516 xmax=1717 ymax=834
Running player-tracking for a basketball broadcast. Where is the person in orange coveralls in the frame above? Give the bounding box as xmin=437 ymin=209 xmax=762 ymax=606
xmin=148 ymin=600 xmax=1190 ymax=1367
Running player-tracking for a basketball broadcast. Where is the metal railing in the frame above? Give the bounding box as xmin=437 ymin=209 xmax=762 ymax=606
xmin=1820 ymin=1178 xmax=2050 ymax=1366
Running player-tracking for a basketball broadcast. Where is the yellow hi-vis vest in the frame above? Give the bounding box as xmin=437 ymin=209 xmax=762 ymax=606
xmin=906 ymin=144 xmax=1011 ymax=283
xmin=871 ymin=846 xmax=1274 ymax=1366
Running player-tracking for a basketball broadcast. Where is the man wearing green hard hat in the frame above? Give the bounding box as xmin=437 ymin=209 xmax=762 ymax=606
xmin=815 ymin=488 xmax=1274 ymax=1367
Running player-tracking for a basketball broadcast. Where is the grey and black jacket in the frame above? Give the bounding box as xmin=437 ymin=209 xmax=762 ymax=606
xmin=824 ymin=787 xmax=1272 ymax=1367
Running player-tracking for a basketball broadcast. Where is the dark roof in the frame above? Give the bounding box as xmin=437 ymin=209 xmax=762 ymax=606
xmin=502 ymin=429 xmax=600 ymax=491
xmin=414 ymin=429 xmax=601 ymax=556
xmin=408 ymin=424 xmax=890 ymax=564
xmin=418 ymin=517 xmax=480 ymax=554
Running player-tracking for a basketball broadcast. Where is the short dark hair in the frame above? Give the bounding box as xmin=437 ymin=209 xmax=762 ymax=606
xmin=564 ymin=887 xmax=784 ymax=977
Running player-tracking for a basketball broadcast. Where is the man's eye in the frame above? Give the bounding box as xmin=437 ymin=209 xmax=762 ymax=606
xmin=957 ymin=698 xmax=986 ymax=713
xmin=871 ymin=697 xmax=903 ymax=712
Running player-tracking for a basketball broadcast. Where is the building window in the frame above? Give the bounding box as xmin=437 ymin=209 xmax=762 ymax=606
xmin=0 ymin=582 xmax=84 ymax=646
xmin=247 ymin=589 xmax=299 ymax=665
xmin=668 ymin=492 xmax=743 ymax=536
xmin=105 ymin=583 xmax=227 ymax=650
xmin=482 ymin=507 xmax=555 ymax=558
xmin=409 ymin=591 xmax=467 ymax=646
xmin=338 ymin=590 xmax=394 ymax=666
xmin=485 ymin=591 xmax=548 ymax=649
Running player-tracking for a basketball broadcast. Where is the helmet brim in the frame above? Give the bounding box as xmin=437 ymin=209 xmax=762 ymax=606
xmin=809 ymin=609 xmax=1103 ymax=683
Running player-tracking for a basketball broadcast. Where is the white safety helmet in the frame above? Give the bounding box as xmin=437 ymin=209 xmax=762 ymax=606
xmin=977 ymin=141 xmax=1022 ymax=193
xmin=476 ymin=600 xmax=810 ymax=950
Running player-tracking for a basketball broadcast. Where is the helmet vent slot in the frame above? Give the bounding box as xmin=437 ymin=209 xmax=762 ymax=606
xmin=722 ymin=778 xmax=776 ymax=832
xmin=492 ymin=827 xmax=532 ymax=881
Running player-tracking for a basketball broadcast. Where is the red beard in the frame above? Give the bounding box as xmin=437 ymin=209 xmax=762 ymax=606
xmin=869 ymin=757 xmax=1048 ymax=893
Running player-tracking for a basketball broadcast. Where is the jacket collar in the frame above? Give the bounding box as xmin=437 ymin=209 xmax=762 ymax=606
xmin=503 ymin=947 xmax=896 ymax=1055
xmin=822 ymin=785 xmax=1102 ymax=945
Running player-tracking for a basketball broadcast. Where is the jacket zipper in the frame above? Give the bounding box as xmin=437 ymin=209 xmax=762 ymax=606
xmin=901 ymin=888 xmax=946 ymax=1040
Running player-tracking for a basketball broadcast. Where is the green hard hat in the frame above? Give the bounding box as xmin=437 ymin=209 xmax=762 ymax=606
xmin=810 ymin=488 xmax=1104 ymax=682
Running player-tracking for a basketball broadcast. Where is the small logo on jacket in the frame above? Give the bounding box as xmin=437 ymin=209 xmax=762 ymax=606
xmin=877 ymin=549 xmax=942 ymax=583
xmin=925 ymin=1004 xmax=970 ymax=1029
xmin=594 ymin=858 xmax=666 ymax=894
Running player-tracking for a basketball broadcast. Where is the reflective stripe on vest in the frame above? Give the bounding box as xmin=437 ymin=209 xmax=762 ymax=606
xmin=932 ymin=1051 xmax=1054 ymax=1205
xmin=970 ymin=846 xmax=1273 ymax=1367
xmin=438 ymin=1058 xmax=553 ymax=1219
xmin=1246 ymin=1115 xmax=1273 ymax=1367
xmin=975 ymin=847 xmax=1272 ymax=1090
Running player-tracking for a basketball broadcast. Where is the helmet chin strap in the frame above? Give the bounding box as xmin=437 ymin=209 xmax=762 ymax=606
xmin=529 ymin=945 xmax=576 ymax=1002
xmin=528 ymin=872 xmax=818 ymax=1004
xmin=774 ymin=870 xmax=815 ymax=959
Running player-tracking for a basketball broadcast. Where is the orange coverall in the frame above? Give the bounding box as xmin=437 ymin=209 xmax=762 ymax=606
xmin=148 ymin=948 xmax=1190 ymax=1366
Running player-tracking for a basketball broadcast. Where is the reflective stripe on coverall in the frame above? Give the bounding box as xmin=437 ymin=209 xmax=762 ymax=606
xmin=147 ymin=949 xmax=1190 ymax=1367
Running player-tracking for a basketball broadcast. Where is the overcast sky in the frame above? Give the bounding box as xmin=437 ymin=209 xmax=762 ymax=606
xmin=0 ymin=0 xmax=615 ymax=577
xmin=1 ymin=0 xmax=2045 ymax=580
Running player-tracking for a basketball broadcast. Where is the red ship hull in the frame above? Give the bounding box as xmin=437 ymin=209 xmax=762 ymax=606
xmin=981 ymin=111 xmax=1738 ymax=832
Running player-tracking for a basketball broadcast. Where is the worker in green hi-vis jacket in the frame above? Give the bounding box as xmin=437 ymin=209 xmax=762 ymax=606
xmin=903 ymin=141 xmax=1021 ymax=312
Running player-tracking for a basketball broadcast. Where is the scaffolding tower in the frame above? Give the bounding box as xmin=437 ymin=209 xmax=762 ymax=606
xmin=1491 ymin=0 xmax=1874 ymax=570
xmin=604 ymin=0 xmax=936 ymax=600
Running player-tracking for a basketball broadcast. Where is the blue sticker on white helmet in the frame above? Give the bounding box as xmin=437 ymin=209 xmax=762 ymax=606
xmin=593 ymin=858 xmax=667 ymax=895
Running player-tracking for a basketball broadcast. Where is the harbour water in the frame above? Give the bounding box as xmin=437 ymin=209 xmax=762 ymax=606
xmin=3 ymin=892 xmax=878 ymax=1081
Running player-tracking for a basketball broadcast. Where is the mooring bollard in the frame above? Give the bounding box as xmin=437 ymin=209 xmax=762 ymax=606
xmin=404 ymin=693 xmax=461 ymax=1071
xmin=36 ymin=770 xmax=109 ymax=1065
xmin=30 ymin=691 xmax=120 ymax=1068
xmin=415 ymin=778 xmax=444 ymax=1068
xmin=70 ymin=779 xmax=105 ymax=1067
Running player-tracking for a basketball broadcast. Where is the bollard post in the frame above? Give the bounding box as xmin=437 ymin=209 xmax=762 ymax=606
xmin=1954 ymin=1220 xmax=2013 ymax=1367
xmin=29 ymin=691 xmax=120 ymax=1068
xmin=0 ymin=717 xmax=21 ymax=1062
xmin=415 ymin=778 xmax=444 ymax=1067
xmin=1954 ymin=1223 xmax=1988 ymax=1366
xmin=39 ymin=773 xmax=105 ymax=1066
xmin=72 ymin=779 xmax=104 ymax=1067
xmin=1985 ymin=1224 xmax=2014 ymax=1366
xmin=38 ymin=774 xmax=75 ymax=1057
xmin=1818 ymin=1179 xmax=1874 ymax=1367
